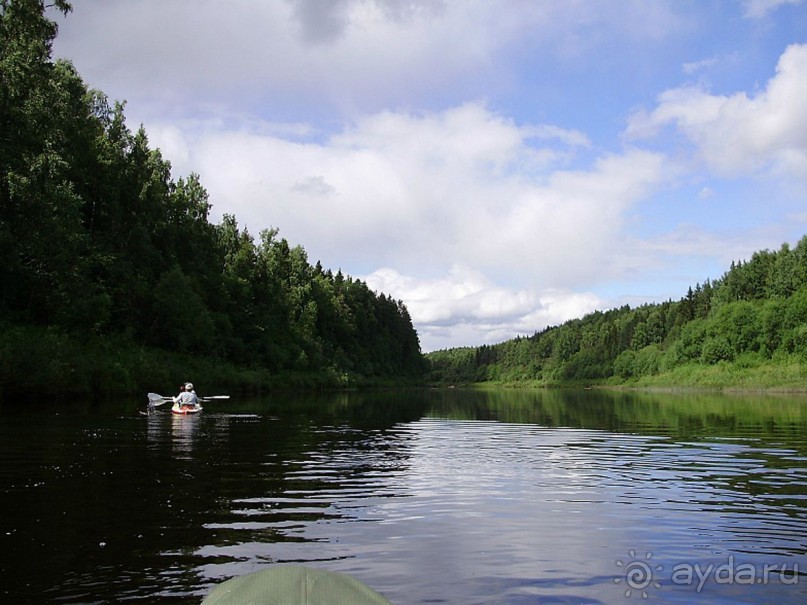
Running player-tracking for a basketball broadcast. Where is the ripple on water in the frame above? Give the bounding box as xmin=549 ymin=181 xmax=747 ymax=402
xmin=2 ymin=398 xmax=804 ymax=604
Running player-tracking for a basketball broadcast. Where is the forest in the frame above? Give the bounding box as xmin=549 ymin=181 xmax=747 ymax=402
xmin=427 ymin=237 xmax=807 ymax=389
xmin=0 ymin=1 xmax=425 ymax=399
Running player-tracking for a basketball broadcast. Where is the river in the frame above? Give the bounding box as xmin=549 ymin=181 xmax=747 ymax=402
xmin=1 ymin=388 xmax=804 ymax=603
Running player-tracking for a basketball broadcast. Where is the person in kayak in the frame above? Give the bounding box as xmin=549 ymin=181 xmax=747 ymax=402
xmin=174 ymin=382 xmax=199 ymax=411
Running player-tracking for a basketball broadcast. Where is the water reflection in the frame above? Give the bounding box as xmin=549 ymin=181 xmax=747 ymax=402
xmin=427 ymin=387 xmax=805 ymax=438
xmin=170 ymin=413 xmax=201 ymax=458
xmin=177 ymin=391 xmax=806 ymax=604
xmin=0 ymin=389 xmax=804 ymax=604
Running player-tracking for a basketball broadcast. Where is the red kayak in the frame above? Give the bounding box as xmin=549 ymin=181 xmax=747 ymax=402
xmin=172 ymin=402 xmax=203 ymax=415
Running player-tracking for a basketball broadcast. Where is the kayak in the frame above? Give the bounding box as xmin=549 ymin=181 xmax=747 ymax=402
xmin=172 ymin=402 xmax=203 ymax=415
xmin=202 ymin=566 xmax=391 ymax=604
xmin=146 ymin=392 xmax=228 ymax=416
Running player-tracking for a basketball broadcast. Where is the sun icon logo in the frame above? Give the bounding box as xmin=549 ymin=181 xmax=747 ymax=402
xmin=615 ymin=550 xmax=663 ymax=598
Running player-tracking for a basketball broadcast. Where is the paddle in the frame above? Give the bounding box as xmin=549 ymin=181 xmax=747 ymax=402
xmin=147 ymin=392 xmax=173 ymax=406
xmin=143 ymin=393 xmax=172 ymax=416
xmin=145 ymin=392 xmax=230 ymax=408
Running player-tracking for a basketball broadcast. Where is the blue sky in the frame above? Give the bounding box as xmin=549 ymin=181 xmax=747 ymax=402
xmin=51 ymin=0 xmax=807 ymax=351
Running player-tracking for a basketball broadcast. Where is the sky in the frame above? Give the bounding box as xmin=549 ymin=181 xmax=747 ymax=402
xmin=50 ymin=0 xmax=807 ymax=352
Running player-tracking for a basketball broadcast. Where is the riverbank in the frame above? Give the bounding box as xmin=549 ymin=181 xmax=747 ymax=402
xmin=0 ymin=323 xmax=422 ymax=403
xmin=610 ymin=358 xmax=807 ymax=393
xmin=432 ymin=357 xmax=807 ymax=394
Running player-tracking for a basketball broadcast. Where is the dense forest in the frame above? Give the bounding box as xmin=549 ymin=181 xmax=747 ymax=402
xmin=428 ymin=237 xmax=807 ymax=389
xmin=0 ymin=1 xmax=424 ymax=399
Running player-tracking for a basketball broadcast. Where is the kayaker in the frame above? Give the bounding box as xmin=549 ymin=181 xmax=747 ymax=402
xmin=174 ymin=382 xmax=199 ymax=410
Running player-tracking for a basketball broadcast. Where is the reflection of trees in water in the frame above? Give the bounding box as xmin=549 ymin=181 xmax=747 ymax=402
xmin=425 ymin=388 xmax=806 ymax=440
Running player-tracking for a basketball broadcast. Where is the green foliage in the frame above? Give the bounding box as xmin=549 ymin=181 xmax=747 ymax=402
xmin=150 ymin=266 xmax=216 ymax=354
xmin=0 ymin=2 xmax=425 ymax=399
xmin=700 ymin=336 xmax=734 ymax=364
xmin=427 ymin=237 xmax=807 ymax=388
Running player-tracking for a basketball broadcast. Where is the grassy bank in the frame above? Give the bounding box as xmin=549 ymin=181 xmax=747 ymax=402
xmin=433 ymin=355 xmax=807 ymax=393
xmin=621 ymin=357 xmax=807 ymax=392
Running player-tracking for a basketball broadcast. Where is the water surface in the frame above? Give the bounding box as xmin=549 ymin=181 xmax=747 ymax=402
xmin=1 ymin=389 xmax=804 ymax=603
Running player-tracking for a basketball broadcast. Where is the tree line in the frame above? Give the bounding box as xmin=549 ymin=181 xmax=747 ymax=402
xmin=0 ymin=1 xmax=424 ymax=398
xmin=428 ymin=237 xmax=807 ymax=387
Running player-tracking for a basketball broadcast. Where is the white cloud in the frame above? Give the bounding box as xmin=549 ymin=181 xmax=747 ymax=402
xmin=698 ymin=186 xmax=715 ymax=199
xmin=53 ymin=0 xmax=687 ymax=122
xmin=52 ymin=0 xmax=508 ymax=116
xmin=149 ymin=103 xmax=667 ymax=283
xmin=743 ymin=0 xmax=804 ymax=19
xmin=363 ymin=266 xmax=603 ymax=351
xmin=145 ymin=103 xmax=670 ymax=351
xmin=626 ymin=224 xmax=804 ymax=286
xmin=626 ymin=44 xmax=807 ymax=179
xmin=682 ymin=56 xmax=718 ymax=75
